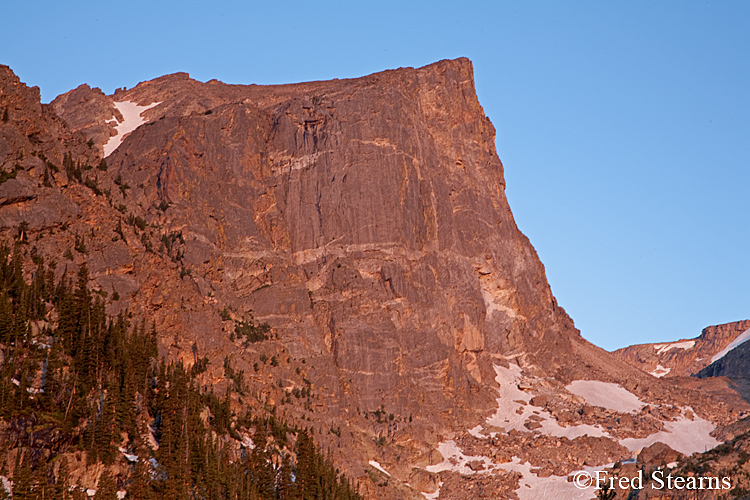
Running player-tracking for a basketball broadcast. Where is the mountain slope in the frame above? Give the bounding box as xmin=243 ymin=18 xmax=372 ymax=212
xmin=613 ymin=320 xmax=750 ymax=378
xmin=2 ymin=60 xmax=742 ymax=499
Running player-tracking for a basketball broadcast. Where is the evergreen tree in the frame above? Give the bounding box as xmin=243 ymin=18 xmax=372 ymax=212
xmin=53 ymin=457 xmax=71 ymax=500
xmin=11 ymin=456 xmax=34 ymax=500
xmin=93 ymin=470 xmax=117 ymax=500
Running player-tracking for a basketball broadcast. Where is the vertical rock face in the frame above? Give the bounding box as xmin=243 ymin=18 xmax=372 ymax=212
xmin=5 ymin=59 xmax=735 ymax=499
xmin=57 ymin=59 xmax=583 ymax=423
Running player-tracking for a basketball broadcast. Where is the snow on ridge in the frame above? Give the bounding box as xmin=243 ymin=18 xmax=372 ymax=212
xmin=650 ymin=365 xmax=671 ymax=378
xmin=710 ymin=328 xmax=750 ymax=363
xmin=103 ymin=100 xmax=161 ymax=156
xmin=565 ymin=380 xmax=645 ymax=414
xmin=653 ymin=340 xmax=696 ymax=355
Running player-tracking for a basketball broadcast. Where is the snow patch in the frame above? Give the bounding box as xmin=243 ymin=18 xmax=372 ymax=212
xmin=565 ymin=380 xmax=645 ymax=413
xmin=653 ymin=341 xmax=696 ymax=355
xmin=496 ymin=458 xmax=606 ymax=500
xmin=425 ymin=440 xmax=497 ymax=475
xmin=0 ymin=475 xmax=12 ymax=495
xmin=650 ymin=365 xmax=671 ymax=378
xmin=487 ymin=364 xmax=607 ymax=439
xmin=119 ymin=446 xmax=138 ymax=462
xmin=468 ymin=425 xmax=485 ymax=438
xmin=103 ymin=100 xmax=161 ymax=156
xmin=368 ymin=460 xmax=391 ymax=476
xmin=240 ymin=433 xmax=255 ymax=450
xmin=425 ymin=438 xmax=609 ymax=500
xmin=618 ymin=408 xmax=719 ymax=455
xmin=421 ymin=481 xmax=443 ymax=500
xmin=711 ymin=328 xmax=750 ymax=363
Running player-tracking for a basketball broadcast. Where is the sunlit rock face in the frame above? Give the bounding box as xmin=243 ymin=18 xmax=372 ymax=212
xmin=4 ymin=59 xmax=740 ymax=499
xmin=614 ymin=320 xmax=750 ymax=378
xmin=51 ymin=58 xmax=590 ymax=425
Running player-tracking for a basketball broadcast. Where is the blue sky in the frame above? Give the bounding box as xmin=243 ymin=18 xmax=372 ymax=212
xmin=2 ymin=1 xmax=748 ymax=350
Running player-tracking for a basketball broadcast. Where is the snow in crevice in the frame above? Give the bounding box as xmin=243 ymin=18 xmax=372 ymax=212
xmin=653 ymin=340 xmax=696 ymax=355
xmin=650 ymin=365 xmax=671 ymax=378
xmin=103 ymin=100 xmax=161 ymax=156
xmin=368 ymin=460 xmax=391 ymax=476
xmin=711 ymin=328 xmax=750 ymax=363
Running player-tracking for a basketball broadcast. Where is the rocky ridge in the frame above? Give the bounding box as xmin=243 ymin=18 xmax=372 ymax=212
xmin=1 ymin=60 xmax=745 ymax=499
xmin=613 ymin=320 xmax=750 ymax=379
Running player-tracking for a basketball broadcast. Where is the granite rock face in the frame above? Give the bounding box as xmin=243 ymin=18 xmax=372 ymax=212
xmin=2 ymin=60 xmax=739 ymax=499
xmin=52 ymin=58 xmax=588 ymax=422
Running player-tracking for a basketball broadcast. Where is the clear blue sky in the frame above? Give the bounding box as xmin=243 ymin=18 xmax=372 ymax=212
xmin=2 ymin=1 xmax=748 ymax=350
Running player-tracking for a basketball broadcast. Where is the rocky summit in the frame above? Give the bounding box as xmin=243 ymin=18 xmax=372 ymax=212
xmin=613 ymin=320 xmax=750 ymax=379
xmin=0 ymin=59 xmax=747 ymax=499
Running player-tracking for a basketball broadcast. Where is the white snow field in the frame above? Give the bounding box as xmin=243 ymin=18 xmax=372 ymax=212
xmin=420 ymin=363 xmax=722 ymax=500
xmin=565 ymin=380 xmax=645 ymax=413
xmin=483 ymin=364 xmax=606 ymax=439
xmin=425 ymin=440 xmax=607 ymax=500
xmin=711 ymin=328 xmax=750 ymax=363
xmin=619 ymin=410 xmax=719 ymax=455
xmin=496 ymin=458 xmax=603 ymax=500
xmin=103 ymin=100 xmax=161 ymax=156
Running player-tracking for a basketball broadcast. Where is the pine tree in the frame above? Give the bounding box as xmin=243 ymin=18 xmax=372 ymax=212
xmin=93 ymin=470 xmax=117 ymax=500
xmin=12 ymin=455 xmax=35 ymax=500
xmin=128 ymin=458 xmax=153 ymax=500
xmin=53 ymin=457 xmax=71 ymax=500
xmin=278 ymin=453 xmax=295 ymax=500
xmin=248 ymin=425 xmax=275 ymax=499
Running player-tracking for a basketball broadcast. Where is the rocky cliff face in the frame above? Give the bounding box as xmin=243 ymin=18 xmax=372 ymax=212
xmin=613 ymin=320 xmax=750 ymax=378
xmin=50 ymin=58 xmax=589 ymax=421
xmin=1 ymin=60 xmax=741 ymax=499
